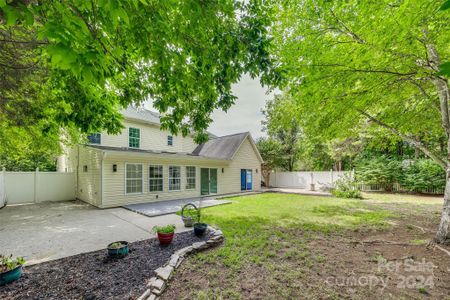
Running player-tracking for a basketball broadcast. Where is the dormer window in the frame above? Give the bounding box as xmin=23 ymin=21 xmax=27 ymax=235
xmin=129 ymin=128 xmax=140 ymax=148
xmin=87 ymin=133 xmax=101 ymax=145
xmin=167 ymin=135 xmax=173 ymax=146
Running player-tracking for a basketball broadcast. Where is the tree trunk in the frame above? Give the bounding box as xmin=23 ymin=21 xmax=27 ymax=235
xmin=264 ymin=172 xmax=271 ymax=188
xmin=426 ymin=39 xmax=450 ymax=244
xmin=435 ymin=168 xmax=450 ymax=244
xmin=261 ymin=163 xmax=271 ymax=187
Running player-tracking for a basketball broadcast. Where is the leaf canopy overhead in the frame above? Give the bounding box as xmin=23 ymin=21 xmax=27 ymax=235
xmin=0 ymin=0 xmax=280 ymax=142
xmin=272 ymin=0 xmax=449 ymax=144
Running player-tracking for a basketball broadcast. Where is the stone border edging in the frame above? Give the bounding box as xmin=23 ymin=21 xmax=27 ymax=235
xmin=136 ymin=226 xmax=224 ymax=300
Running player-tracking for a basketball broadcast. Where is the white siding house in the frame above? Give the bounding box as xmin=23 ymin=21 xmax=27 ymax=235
xmin=65 ymin=107 xmax=262 ymax=208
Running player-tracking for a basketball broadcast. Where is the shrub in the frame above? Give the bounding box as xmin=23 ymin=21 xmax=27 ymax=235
xmin=356 ymin=156 xmax=403 ymax=191
xmin=0 ymin=255 xmax=25 ymax=273
xmin=331 ymin=174 xmax=362 ymax=199
xmin=400 ymin=159 xmax=445 ymax=192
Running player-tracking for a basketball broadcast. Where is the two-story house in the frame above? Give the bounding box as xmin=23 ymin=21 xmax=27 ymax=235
xmin=61 ymin=107 xmax=262 ymax=208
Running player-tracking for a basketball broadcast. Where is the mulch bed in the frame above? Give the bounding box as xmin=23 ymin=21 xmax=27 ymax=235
xmin=0 ymin=231 xmax=208 ymax=300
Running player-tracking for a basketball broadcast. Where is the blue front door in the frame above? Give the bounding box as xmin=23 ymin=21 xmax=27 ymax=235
xmin=241 ymin=169 xmax=246 ymax=190
xmin=241 ymin=169 xmax=252 ymax=191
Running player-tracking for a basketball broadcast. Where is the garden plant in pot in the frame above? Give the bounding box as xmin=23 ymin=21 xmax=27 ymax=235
xmin=193 ymin=209 xmax=208 ymax=237
xmin=107 ymin=241 xmax=129 ymax=258
xmin=181 ymin=203 xmax=200 ymax=227
xmin=152 ymin=224 xmax=176 ymax=245
xmin=0 ymin=255 xmax=25 ymax=286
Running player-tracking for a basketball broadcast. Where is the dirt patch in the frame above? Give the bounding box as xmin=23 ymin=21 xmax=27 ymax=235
xmin=0 ymin=231 xmax=208 ymax=300
xmin=162 ymin=209 xmax=450 ymax=299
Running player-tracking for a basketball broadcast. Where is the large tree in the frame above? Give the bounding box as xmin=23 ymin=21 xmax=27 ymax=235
xmin=272 ymin=0 xmax=450 ymax=243
xmin=0 ymin=0 xmax=280 ymax=142
xmin=255 ymin=137 xmax=283 ymax=186
xmin=262 ymin=94 xmax=302 ymax=171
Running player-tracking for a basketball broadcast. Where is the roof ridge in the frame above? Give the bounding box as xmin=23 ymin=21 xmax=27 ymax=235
xmin=212 ymin=131 xmax=249 ymax=139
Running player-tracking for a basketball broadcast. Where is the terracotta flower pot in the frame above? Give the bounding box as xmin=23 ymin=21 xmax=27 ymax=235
xmin=157 ymin=232 xmax=174 ymax=245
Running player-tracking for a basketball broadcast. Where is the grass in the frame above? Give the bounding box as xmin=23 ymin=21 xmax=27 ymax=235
xmin=167 ymin=192 xmax=443 ymax=299
xmin=194 ymin=193 xmax=394 ymax=268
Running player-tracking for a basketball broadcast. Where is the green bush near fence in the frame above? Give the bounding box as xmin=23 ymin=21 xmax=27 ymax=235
xmin=356 ymin=157 xmax=445 ymax=193
xmin=331 ymin=174 xmax=362 ymax=199
xmin=356 ymin=156 xmax=403 ymax=191
xmin=400 ymin=160 xmax=446 ymax=192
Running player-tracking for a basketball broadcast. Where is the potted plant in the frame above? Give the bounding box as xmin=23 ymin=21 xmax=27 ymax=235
xmin=152 ymin=224 xmax=176 ymax=245
xmin=181 ymin=203 xmax=200 ymax=227
xmin=194 ymin=222 xmax=208 ymax=237
xmin=192 ymin=207 xmax=208 ymax=236
xmin=107 ymin=241 xmax=129 ymax=258
xmin=0 ymin=255 xmax=25 ymax=286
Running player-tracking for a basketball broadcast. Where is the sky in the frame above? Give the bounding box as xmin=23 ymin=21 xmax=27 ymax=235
xmin=145 ymin=74 xmax=277 ymax=139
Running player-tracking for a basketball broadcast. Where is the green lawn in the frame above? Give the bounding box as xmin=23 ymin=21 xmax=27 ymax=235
xmin=196 ymin=193 xmax=394 ymax=268
xmin=164 ymin=192 xmax=444 ymax=299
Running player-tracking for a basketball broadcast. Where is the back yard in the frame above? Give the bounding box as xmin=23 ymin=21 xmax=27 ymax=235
xmin=162 ymin=192 xmax=450 ymax=299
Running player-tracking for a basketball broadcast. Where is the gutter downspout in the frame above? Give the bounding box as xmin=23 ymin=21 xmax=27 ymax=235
xmin=101 ymin=151 xmax=106 ymax=208
xmin=76 ymin=145 xmax=80 ymax=200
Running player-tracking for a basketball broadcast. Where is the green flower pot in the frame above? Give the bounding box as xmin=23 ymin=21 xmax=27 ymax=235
xmin=107 ymin=241 xmax=129 ymax=258
xmin=0 ymin=265 xmax=22 ymax=286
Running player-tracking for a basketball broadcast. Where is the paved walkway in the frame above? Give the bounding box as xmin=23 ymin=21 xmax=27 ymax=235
xmin=123 ymin=198 xmax=231 ymax=217
xmin=0 ymin=201 xmax=190 ymax=265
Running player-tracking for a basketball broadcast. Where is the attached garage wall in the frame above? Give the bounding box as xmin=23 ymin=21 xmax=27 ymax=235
xmin=76 ymin=146 xmax=102 ymax=206
xmin=219 ymin=137 xmax=262 ymax=194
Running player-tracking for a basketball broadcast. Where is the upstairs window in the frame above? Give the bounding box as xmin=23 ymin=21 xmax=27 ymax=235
xmin=186 ymin=166 xmax=196 ymax=190
xmin=126 ymin=164 xmax=143 ymax=194
xmin=129 ymin=128 xmax=140 ymax=148
xmin=167 ymin=135 xmax=173 ymax=146
xmin=169 ymin=166 xmax=181 ymax=191
xmin=149 ymin=165 xmax=163 ymax=192
xmin=87 ymin=133 xmax=101 ymax=144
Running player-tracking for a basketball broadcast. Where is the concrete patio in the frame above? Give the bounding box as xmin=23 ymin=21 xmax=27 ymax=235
xmin=0 ymin=200 xmax=191 ymax=265
xmin=123 ymin=197 xmax=231 ymax=217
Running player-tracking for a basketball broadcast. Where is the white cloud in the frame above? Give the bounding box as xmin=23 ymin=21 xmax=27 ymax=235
xmin=208 ymin=74 xmax=275 ymax=139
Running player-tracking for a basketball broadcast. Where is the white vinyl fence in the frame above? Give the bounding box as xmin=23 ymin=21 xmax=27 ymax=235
xmin=358 ymin=182 xmax=444 ymax=195
xmin=271 ymin=170 xmax=351 ymax=190
xmin=1 ymin=168 xmax=76 ymax=205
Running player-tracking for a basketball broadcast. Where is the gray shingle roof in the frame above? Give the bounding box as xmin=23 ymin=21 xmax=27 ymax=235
xmin=86 ymin=145 xmax=228 ymax=161
xmin=121 ymin=106 xmax=217 ymax=138
xmin=192 ymin=132 xmax=249 ymax=160
xmin=121 ymin=106 xmax=160 ymax=124
xmin=113 ymin=107 xmax=260 ymax=161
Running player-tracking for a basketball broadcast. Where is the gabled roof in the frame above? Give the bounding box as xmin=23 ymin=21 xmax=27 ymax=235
xmin=121 ymin=106 xmax=160 ymax=125
xmin=121 ymin=106 xmax=217 ymax=138
xmin=192 ymin=132 xmax=263 ymax=162
xmin=112 ymin=107 xmax=263 ymax=162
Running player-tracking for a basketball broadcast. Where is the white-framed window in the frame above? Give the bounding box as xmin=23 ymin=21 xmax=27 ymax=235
xmin=126 ymin=163 xmax=143 ymax=194
xmin=149 ymin=165 xmax=163 ymax=192
xmin=167 ymin=135 xmax=173 ymax=146
xmin=186 ymin=166 xmax=196 ymax=190
xmin=87 ymin=133 xmax=101 ymax=144
xmin=129 ymin=127 xmax=140 ymax=148
xmin=169 ymin=166 xmax=181 ymax=191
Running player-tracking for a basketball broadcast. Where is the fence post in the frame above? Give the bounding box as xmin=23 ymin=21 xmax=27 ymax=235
xmin=351 ymin=168 xmax=355 ymax=180
xmin=330 ymin=169 xmax=334 ymax=184
xmin=1 ymin=167 xmax=5 ymax=207
xmin=34 ymin=167 xmax=39 ymax=203
xmin=310 ymin=172 xmax=315 ymax=191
